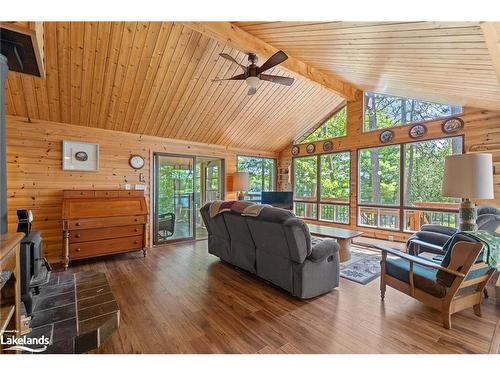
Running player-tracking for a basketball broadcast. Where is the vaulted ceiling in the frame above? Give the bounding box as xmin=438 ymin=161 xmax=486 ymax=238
xmin=4 ymin=22 xmax=345 ymax=152
xmin=5 ymin=22 xmax=500 ymax=153
xmin=235 ymin=22 xmax=500 ymax=111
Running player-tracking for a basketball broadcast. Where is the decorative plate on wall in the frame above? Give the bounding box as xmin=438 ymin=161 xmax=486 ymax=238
xmin=379 ymin=130 xmax=395 ymax=144
xmin=409 ymin=124 xmax=427 ymax=139
xmin=442 ymin=117 xmax=464 ymax=134
xmin=306 ymin=143 xmax=316 ymax=154
xmin=291 ymin=145 xmax=300 ymax=156
xmin=323 ymin=140 xmax=333 ymax=152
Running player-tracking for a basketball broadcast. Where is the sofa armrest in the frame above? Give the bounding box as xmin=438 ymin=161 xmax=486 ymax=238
xmin=308 ymin=238 xmax=339 ymax=262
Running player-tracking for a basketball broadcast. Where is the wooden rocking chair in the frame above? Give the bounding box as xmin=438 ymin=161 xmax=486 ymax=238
xmin=377 ymin=238 xmax=495 ymax=329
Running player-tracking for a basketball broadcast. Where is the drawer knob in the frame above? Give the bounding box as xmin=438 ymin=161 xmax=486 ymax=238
xmin=75 ymin=222 xmax=81 ymax=227
xmin=80 ymin=192 xmax=84 ymax=195
xmin=134 ymin=228 xmax=138 ymax=232
xmin=76 ymin=248 xmax=81 ymax=252
xmin=134 ymin=241 xmax=138 ymax=244
xmin=134 ymin=218 xmax=138 ymax=222
xmin=75 ymin=234 xmax=81 ymax=238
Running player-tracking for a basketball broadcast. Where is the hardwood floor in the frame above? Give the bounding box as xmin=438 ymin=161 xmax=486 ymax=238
xmin=63 ymin=240 xmax=500 ymax=354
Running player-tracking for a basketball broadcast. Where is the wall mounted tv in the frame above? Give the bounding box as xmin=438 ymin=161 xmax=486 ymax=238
xmin=261 ymin=192 xmax=293 ymax=210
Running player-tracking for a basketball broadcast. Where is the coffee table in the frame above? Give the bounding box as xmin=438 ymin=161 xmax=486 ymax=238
xmin=307 ymin=223 xmax=363 ymax=262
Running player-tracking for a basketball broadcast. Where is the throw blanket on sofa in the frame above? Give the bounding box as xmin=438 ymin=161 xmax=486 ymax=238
xmin=209 ymin=200 xmax=255 ymax=218
xmin=241 ymin=204 xmax=269 ymax=217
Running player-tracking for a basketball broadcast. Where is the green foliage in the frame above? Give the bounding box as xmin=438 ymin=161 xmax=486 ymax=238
xmin=237 ymin=156 xmax=276 ymax=194
xmin=301 ymin=107 xmax=347 ymax=143
xmin=364 ymin=92 xmax=462 ymax=132
xmin=320 ymin=152 xmax=350 ymax=202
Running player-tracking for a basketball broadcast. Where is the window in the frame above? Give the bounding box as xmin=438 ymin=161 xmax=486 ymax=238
xmin=300 ymin=107 xmax=347 ymax=143
xmin=359 ymin=145 xmax=400 ymax=206
xmin=237 ymin=156 xmax=276 ymax=201
xmin=293 ymin=152 xmax=350 ymax=224
xmin=364 ymin=92 xmax=462 ymax=132
xmin=357 ymin=136 xmax=463 ymax=232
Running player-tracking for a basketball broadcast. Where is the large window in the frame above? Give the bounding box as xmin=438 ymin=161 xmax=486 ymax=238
xmin=237 ymin=156 xmax=276 ymax=201
xmin=293 ymin=152 xmax=351 ymax=224
xmin=364 ymin=92 xmax=462 ymax=132
xmin=300 ymin=107 xmax=347 ymax=143
xmin=357 ymin=136 xmax=462 ymax=232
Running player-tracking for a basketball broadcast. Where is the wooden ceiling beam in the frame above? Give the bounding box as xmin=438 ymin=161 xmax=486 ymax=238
xmin=181 ymin=22 xmax=361 ymax=101
xmin=481 ymin=22 xmax=500 ymax=85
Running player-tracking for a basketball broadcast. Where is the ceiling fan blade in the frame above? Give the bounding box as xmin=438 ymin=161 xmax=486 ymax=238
xmin=257 ymin=50 xmax=288 ymax=74
xmin=247 ymin=87 xmax=257 ymax=95
xmin=212 ymin=73 xmax=246 ymax=82
xmin=260 ymin=74 xmax=294 ymax=86
xmin=219 ymin=53 xmax=246 ymax=71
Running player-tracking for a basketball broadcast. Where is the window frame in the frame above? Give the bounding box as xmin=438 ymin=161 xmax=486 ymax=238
xmin=297 ymin=105 xmax=348 ymax=144
xmin=292 ymin=151 xmax=352 ymax=225
xmin=356 ymin=135 xmax=465 ymax=233
xmin=236 ymin=155 xmax=277 ymax=201
xmin=362 ymin=92 xmax=463 ymax=133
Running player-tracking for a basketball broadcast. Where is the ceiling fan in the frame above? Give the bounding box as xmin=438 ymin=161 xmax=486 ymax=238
xmin=213 ymin=50 xmax=294 ymax=95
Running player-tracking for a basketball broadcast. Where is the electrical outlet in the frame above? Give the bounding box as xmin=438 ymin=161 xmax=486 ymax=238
xmin=388 ymin=235 xmax=394 ymax=242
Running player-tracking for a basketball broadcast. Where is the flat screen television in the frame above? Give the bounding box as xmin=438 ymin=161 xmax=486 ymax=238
xmin=261 ymin=192 xmax=293 ymax=210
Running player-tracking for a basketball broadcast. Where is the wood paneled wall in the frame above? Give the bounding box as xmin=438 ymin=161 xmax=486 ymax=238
xmin=5 ymin=115 xmax=276 ymax=262
xmin=278 ymin=101 xmax=500 ymax=242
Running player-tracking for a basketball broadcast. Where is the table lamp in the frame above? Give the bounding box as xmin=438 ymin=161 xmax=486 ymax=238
xmin=232 ymin=172 xmax=249 ymax=200
xmin=442 ymin=153 xmax=494 ymax=231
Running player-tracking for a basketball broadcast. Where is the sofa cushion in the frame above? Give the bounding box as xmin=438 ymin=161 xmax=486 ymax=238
xmin=414 ymin=231 xmax=451 ymax=247
xmin=385 ymin=257 xmax=447 ymax=298
xmin=419 ymin=224 xmax=458 ymax=237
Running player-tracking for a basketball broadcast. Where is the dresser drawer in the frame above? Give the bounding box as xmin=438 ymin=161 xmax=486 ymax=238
xmin=70 ymin=225 xmax=143 ymax=243
xmin=118 ymin=190 xmax=144 ymax=197
xmin=66 ymin=215 xmax=146 ymax=230
xmin=70 ymin=235 xmax=143 ymax=259
xmin=64 ymin=190 xmax=95 ymax=198
xmin=94 ymin=190 xmax=120 ymax=198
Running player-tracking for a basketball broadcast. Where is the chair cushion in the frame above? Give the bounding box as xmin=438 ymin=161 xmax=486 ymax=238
xmin=414 ymin=231 xmax=451 ymax=247
xmin=385 ymin=258 xmax=447 ymax=298
xmin=419 ymin=224 xmax=458 ymax=237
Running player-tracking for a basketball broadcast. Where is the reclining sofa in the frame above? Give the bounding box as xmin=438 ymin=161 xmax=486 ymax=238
xmin=200 ymin=202 xmax=340 ymax=299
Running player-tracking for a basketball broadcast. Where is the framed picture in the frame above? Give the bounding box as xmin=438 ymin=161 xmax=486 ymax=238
xmin=409 ymin=124 xmax=427 ymax=139
xmin=323 ymin=140 xmax=333 ymax=152
xmin=379 ymin=130 xmax=395 ymax=143
xmin=306 ymin=143 xmax=316 ymax=154
xmin=442 ymin=117 xmax=464 ymax=134
xmin=63 ymin=140 xmax=99 ymax=171
xmin=291 ymin=145 xmax=300 ymax=156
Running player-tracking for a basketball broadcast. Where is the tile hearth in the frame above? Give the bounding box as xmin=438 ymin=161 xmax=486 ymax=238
xmin=24 ymin=271 xmax=119 ymax=353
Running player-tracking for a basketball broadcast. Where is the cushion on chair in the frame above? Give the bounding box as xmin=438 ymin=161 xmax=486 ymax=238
xmin=385 ymin=258 xmax=447 ymax=298
xmin=419 ymin=224 xmax=458 ymax=237
xmin=414 ymin=231 xmax=451 ymax=247
xmin=436 ymin=233 xmax=481 ymax=287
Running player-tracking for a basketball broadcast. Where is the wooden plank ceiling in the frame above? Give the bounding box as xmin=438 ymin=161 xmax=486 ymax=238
xmin=235 ymin=22 xmax=500 ymax=111
xmin=4 ymin=22 xmax=345 ymax=152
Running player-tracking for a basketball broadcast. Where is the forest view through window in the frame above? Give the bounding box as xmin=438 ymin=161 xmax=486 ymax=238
xmin=358 ymin=136 xmax=462 ymax=231
xmin=293 ymin=152 xmax=350 ymax=224
xmin=364 ymin=92 xmax=462 ymax=132
xmin=237 ymin=156 xmax=276 ymax=202
xmin=301 ymin=107 xmax=347 ymax=143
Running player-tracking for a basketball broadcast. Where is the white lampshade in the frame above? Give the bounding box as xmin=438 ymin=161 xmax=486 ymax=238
xmin=232 ymin=172 xmax=249 ymax=191
xmin=442 ymin=153 xmax=494 ymax=199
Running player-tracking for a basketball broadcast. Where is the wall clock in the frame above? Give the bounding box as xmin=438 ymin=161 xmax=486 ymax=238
xmin=409 ymin=124 xmax=427 ymax=139
xmin=291 ymin=145 xmax=300 ymax=156
xmin=306 ymin=143 xmax=316 ymax=154
xmin=379 ymin=130 xmax=394 ymax=144
xmin=323 ymin=141 xmax=333 ymax=152
xmin=442 ymin=117 xmax=464 ymax=134
xmin=129 ymin=155 xmax=145 ymax=170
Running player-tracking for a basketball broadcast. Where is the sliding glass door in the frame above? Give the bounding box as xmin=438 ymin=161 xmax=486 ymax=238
xmin=153 ymin=154 xmax=224 ymax=244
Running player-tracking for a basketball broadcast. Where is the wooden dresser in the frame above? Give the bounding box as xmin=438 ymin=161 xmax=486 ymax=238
xmin=62 ymin=190 xmax=148 ymax=269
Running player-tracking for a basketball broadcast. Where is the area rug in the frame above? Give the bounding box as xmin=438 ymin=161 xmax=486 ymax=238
xmin=339 ymin=246 xmax=381 ymax=285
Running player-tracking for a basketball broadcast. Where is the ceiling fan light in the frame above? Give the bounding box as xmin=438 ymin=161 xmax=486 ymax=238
xmin=245 ymin=76 xmax=260 ymax=89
